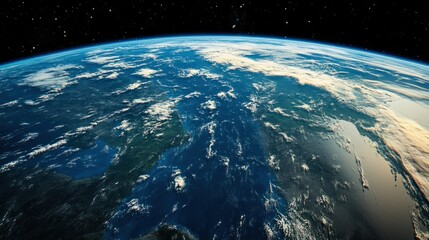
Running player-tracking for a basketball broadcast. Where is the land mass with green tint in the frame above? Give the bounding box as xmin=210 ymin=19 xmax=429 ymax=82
xmin=0 ymin=112 xmax=188 ymax=240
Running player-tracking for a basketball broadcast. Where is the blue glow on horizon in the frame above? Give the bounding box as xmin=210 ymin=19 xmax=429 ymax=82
xmin=1 ymin=34 xmax=428 ymax=68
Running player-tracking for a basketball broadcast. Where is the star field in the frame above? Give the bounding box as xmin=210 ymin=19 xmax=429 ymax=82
xmin=1 ymin=0 xmax=428 ymax=64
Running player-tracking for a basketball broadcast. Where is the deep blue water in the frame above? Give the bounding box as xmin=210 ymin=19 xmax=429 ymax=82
xmin=105 ymin=52 xmax=287 ymax=239
xmin=55 ymin=140 xmax=118 ymax=179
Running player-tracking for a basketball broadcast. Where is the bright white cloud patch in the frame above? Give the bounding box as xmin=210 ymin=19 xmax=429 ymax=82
xmin=140 ymin=53 xmax=158 ymax=60
xmin=18 ymin=132 xmax=39 ymax=143
xmin=202 ymin=100 xmax=217 ymax=111
xmin=296 ymin=103 xmax=313 ymax=112
xmin=173 ymin=175 xmax=186 ymax=192
xmin=115 ymin=120 xmax=132 ymax=132
xmin=184 ymin=91 xmax=201 ymax=99
xmin=126 ymin=82 xmax=143 ymax=90
xmin=28 ymin=139 xmax=67 ymax=159
xmin=0 ymin=100 xmax=18 ymax=108
xmin=137 ymin=174 xmax=150 ymax=183
xmin=106 ymin=72 xmax=120 ymax=79
xmin=179 ymin=68 xmax=222 ymax=80
xmin=205 ymin=121 xmax=217 ymax=159
xmin=86 ymin=56 xmax=119 ymax=64
xmin=227 ymin=89 xmax=237 ymax=99
xmin=20 ymin=64 xmax=82 ymax=90
xmin=279 ymin=132 xmax=294 ymax=142
xmin=146 ymin=99 xmax=179 ymax=121
xmin=272 ymin=107 xmax=292 ymax=117
xmin=216 ymin=92 xmax=227 ymax=99
xmin=75 ymin=71 xmax=103 ymax=79
xmin=126 ymin=198 xmax=150 ymax=214
xmin=132 ymin=98 xmax=152 ymax=104
xmin=134 ymin=68 xmax=160 ymax=78
xmin=103 ymin=62 xmax=135 ymax=69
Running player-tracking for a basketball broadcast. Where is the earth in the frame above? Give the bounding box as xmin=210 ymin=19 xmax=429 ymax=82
xmin=0 ymin=36 xmax=428 ymax=240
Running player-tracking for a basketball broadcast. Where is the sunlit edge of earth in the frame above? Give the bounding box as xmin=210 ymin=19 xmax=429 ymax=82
xmin=1 ymin=34 xmax=428 ymax=69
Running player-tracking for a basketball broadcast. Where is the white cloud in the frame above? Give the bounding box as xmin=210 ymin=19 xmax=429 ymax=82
xmin=252 ymin=83 xmax=266 ymax=91
xmin=20 ymin=64 xmax=82 ymax=91
xmin=140 ymin=53 xmax=158 ymax=60
xmin=173 ymin=175 xmax=186 ymax=192
xmin=76 ymin=68 xmax=119 ymax=80
xmin=271 ymin=107 xmax=292 ymax=118
xmin=0 ymin=160 xmax=24 ymax=173
xmin=75 ymin=72 xmax=101 ymax=79
xmin=279 ymin=132 xmax=294 ymax=142
xmin=28 ymin=139 xmax=67 ymax=159
xmin=103 ymin=61 xmax=135 ymax=69
xmin=126 ymin=82 xmax=143 ymax=90
xmin=243 ymin=102 xmax=257 ymax=113
xmin=0 ymin=100 xmax=18 ymax=108
xmin=133 ymin=68 xmax=160 ymax=78
xmin=146 ymin=99 xmax=179 ymax=121
xmin=205 ymin=121 xmax=217 ymax=159
xmin=295 ymin=103 xmax=313 ymax=112
xmin=24 ymin=100 xmax=37 ymax=106
xmin=268 ymin=155 xmax=280 ymax=170
xmin=216 ymin=92 xmax=227 ymax=99
xmin=227 ymin=89 xmax=237 ymax=99
xmin=85 ymin=56 xmax=119 ymax=64
xmin=301 ymin=163 xmax=309 ymax=172
xmin=18 ymin=132 xmax=39 ymax=143
xmin=114 ymin=120 xmax=132 ymax=132
xmin=126 ymin=198 xmax=150 ymax=214
xmin=132 ymin=98 xmax=152 ymax=104
xmin=243 ymin=95 xmax=260 ymax=113
xmin=106 ymin=72 xmax=120 ymax=79
xmin=179 ymin=68 xmax=221 ymax=80
xmin=184 ymin=91 xmax=201 ymax=99
xmin=264 ymin=122 xmax=278 ymax=130
xmin=137 ymin=174 xmax=150 ymax=183
xmin=201 ymin=100 xmax=217 ymax=111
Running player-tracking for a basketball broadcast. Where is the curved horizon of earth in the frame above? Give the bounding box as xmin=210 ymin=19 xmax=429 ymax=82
xmin=0 ymin=36 xmax=428 ymax=239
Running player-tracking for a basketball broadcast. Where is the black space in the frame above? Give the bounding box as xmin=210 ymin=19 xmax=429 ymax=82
xmin=1 ymin=0 xmax=428 ymax=64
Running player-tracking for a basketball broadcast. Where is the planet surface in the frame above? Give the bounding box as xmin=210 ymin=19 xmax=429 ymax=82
xmin=0 ymin=36 xmax=428 ymax=240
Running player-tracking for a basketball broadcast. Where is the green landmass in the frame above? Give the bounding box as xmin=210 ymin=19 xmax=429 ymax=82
xmin=0 ymin=113 xmax=188 ymax=240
